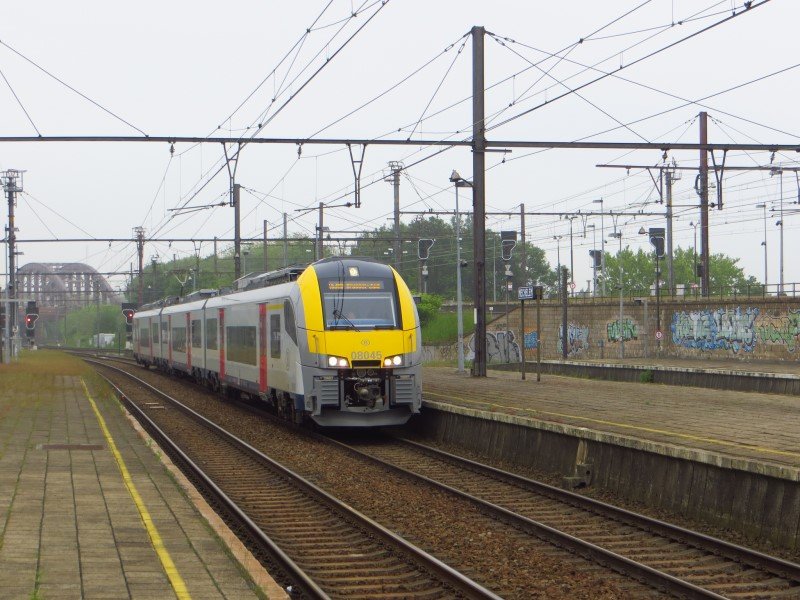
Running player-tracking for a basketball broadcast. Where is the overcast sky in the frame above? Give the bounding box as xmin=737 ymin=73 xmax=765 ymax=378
xmin=1 ymin=0 xmax=798 ymax=296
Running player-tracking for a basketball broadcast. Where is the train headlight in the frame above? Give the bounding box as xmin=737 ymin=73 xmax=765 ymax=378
xmin=327 ymin=355 xmax=349 ymax=368
xmin=383 ymin=355 xmax=403 ymax=367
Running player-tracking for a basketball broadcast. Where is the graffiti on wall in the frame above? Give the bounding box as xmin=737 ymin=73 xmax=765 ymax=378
xmin=671 ymin=307 xmax=758 ymax=353
xmin=756 ymin=309 xmax=800 ymax=352
xmin=607 ymin=318 xmax=638 ymax=343
xmin=557 ymin=323 xmax=590 ymax=356
xmin=524 ymin=330 xmax=539 ymax=349
xmin=466 ymin=330 xmax=522 ymax=363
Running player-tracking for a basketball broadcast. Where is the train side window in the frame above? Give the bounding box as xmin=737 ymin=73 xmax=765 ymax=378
xmin=140 ymin=326 xmax=150 ymax=348
xmin=206 ymin=318 xmax=218 ymax=350
xmin=151 ymin=323 xmax=159 ymax=344
xmin=226 ymin=326 xmax=257 ymax=365
xmin=172 ymin=327 xmax=187 ymax=352
xmin=191 ymin=319 xmax=202 ymax=347
xmin=283 ymin=300 xmax=297 ymax=344
xmin=270 ymin=314 xmax=281 ymax=358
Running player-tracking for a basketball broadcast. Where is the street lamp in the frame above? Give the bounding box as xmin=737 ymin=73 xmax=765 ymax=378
xmin=586 ymin=223 xmax=597 ymax=296
xmin=243 ymin=246 xmax=250 ymax=276
xmin=553 ymin=235 xmax=563 ymax=282
xmin=592 ymin=198 xmax=606 ymax=296
xmin=609 ymin=231 xmax=624 ymax=358
xmin=689 ymin=221 xmax=699 ymax=293
xmin=564 ymin=215 xmax=577 ymax=295
xmin=755 ymin=203 xmax=768 ymax=292
xmin=770 ymin=168 xmax=784 ymax=294
xmin=449 ymin=170 xmax=473 ymax=374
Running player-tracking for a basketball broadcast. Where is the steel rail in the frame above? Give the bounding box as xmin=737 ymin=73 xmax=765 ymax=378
xmin=86 ymin=359 xmax=502 ymax=600
xmin=396 ymin=437 xmax=800 ymax=581
xmin=326 ymin=434 xmax=800 ymax=599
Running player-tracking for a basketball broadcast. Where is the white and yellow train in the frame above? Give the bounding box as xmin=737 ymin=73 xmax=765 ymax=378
xmin=132 ymin=257 xmax=422 ymax=427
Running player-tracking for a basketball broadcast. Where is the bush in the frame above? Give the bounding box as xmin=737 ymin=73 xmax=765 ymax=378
xmin=416 ymin=294 xmax=443 ymax=327
xmin=639 ymin=369 xmax=654 ymax=384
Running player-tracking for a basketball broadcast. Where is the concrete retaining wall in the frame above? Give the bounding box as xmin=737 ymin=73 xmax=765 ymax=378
xmin=413 ymin=401 xmax=800 ymax=549
xmin=489 ymin=360 xmax=800 ymax=396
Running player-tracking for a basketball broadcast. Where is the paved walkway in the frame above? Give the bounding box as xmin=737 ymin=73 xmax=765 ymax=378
xmin=0 ymin=351 xmax=285 ymax=599
xmin=422 ymin=365 xmax=800 ymax=476
xmin=556 ymin=355 xmax=800 ymax=375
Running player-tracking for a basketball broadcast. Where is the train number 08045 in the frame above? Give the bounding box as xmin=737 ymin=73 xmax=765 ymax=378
xmin=350 ymin=351 xmax=382 ymax=360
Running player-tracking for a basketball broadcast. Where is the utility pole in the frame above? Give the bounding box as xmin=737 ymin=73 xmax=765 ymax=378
xmin=283 ymin=213 xmax=288 ymax=268
xmin=317 ymin=202 xmax=324 ymax=260
xmin=386 ymin=161 xmax=403 ymax=271
xmin=233 ymin=183 xmax=242 ymax=281
xmin=699 ymin=111 xmax=710 ymax=296
xmin=3 ymin=170 xmax=22 ymax=363
xmin=264 ymin=219 xmax=269 ymax=273
xmin=213 ymin=236 xmax=218 ymax=277
xmin=664 ymin=163 xmax=679 ymax=294
xmin=566 ymin=215 xmax=577 ymax=294
xmin=520 ymin=204 xmax=526 ymax=285
xmin=472 ymin=25 xmax=487 ymax=377
xmin=134 ymin=226 xmax=145 ymax=305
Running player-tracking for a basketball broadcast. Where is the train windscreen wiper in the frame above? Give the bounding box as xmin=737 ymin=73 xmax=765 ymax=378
xmin=331 ymin=309 xmax=360 ymax=331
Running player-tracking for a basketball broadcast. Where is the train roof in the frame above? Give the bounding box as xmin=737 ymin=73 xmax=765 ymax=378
xmin=133 ymin=258 xmax=396 ymax=315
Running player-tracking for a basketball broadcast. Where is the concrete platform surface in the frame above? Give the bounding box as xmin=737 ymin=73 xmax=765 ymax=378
xmin=0 ymin=351 xmax=285 ymax=599
xmin=422 ymin=364 xmax=800 ymax=480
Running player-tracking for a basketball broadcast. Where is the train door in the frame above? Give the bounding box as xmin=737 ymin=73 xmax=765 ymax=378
xmin=167 ymin=315 xmax=173 ymax=367
xmin=258 ymin=303 xmax=267 ymax=394
xmin=218 ymin=307 xmax=226 ymax=383
xmin=186 ymin=312 xmax=192 ymax=371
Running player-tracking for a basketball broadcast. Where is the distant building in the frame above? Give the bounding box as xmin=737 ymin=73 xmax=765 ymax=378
xmin=91 ymin=333 xmax=116 ymax=348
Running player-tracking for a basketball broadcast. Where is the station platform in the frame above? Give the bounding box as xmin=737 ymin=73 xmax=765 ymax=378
xmin=0 ymin=351 xmax=285 ymax=599
xmin=422 ymin=363 xmax=800 ymax=474
xmin=419 ymin=363 xmax=800 ymax=548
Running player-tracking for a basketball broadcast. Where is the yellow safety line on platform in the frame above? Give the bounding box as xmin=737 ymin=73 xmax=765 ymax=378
xmin=81 ymin=378 xmax=192 ymax=600
xmin=424 ymin=391 xmax=800 ymax=461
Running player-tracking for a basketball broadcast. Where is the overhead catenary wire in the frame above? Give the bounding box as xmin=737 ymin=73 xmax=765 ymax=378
xmin=486 ymin=0 xmax=771 ymax=133
xmin=0 ymin=66 xmax=40 ymax=136
xmin=0 ymin=38 xmax=148 ymax=136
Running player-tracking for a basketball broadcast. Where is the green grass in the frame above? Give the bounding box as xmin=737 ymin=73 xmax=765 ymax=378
xmin=0 ymin=350 xmax=100 ymax=396
xmin=421 ymin=311 xmax=475 ymax=344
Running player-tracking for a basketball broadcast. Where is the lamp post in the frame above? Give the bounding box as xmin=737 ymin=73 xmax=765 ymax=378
xmin=592 ymin=198 xmax=606 ymax=296
xmin=771 ymin=168 xmax=784 ymax=294
xmin=565 ymin=215 xmax=577 ymax=295
xmin=587 ymin=223 xmax=597 ymax=296
xmin=755 ymin=203 xmax=768 ymax=292
xmin=689 ymin=221 xmax=698 ymax=294
xmin=450 ymin=170 xmax=472 ymax=374
xmin=609 ymin=231 xmax=624 ymax=358
xmin=553 ymin=235 xmax=562 ymax=290
xmin=242 ymin=246 xmax=250 ymax=276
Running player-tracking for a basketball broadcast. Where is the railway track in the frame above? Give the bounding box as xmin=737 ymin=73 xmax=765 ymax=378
xmin=87 ymin=359 xmax=499 ymax=600
xmin=82 ymin=355 xmax=800 ymax=597
xmin=332 ymin=434 xmax=800 ymax=599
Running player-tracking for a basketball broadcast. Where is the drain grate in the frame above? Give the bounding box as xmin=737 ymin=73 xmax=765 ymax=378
xmin=38 ymin=444 xmax=104 ymax=451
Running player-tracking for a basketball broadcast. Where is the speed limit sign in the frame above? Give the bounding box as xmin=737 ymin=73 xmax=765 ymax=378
xmin=655 ymin=330 xmax=664 ymax=340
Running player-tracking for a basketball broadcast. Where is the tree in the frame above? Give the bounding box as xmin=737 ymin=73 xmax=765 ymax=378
xmin=601 ymin=245 xmax=761 ymax=296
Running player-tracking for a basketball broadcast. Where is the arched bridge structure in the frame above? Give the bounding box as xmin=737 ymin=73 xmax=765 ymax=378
xmin=16 ymin=263 xmax=121 ymax=308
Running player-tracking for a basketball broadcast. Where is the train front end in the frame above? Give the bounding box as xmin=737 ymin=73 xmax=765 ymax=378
xmin=297 ymin=258 xmax=422 ymax=427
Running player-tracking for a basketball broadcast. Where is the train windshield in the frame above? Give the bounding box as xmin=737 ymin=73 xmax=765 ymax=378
xmin=320 ymin=277 xmax=399 ymax=330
